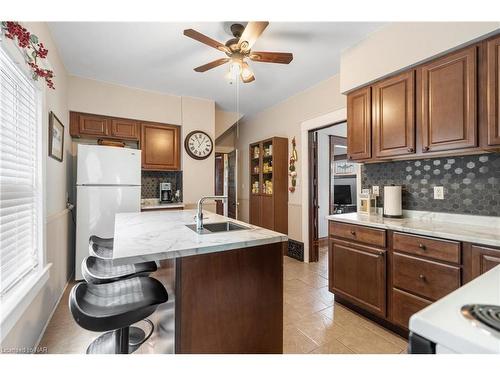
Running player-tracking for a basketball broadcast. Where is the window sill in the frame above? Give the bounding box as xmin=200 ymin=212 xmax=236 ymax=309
xmin=0 ymin=264 xmax=51 ymax=342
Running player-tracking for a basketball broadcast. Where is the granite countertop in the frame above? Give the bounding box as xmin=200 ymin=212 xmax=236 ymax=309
xmin=113 ymin=210 xmax=288 ymax=264
xmin=326 ymin=211 xmax=500 ymax=247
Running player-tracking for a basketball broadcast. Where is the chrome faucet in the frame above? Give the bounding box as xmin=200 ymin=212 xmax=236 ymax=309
xmin=195 ymin=195 xmax=227 ymax=231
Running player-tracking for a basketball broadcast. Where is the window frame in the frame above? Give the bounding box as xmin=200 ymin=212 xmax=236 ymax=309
xmin=0 ymin=41 xmax=48 ymax=342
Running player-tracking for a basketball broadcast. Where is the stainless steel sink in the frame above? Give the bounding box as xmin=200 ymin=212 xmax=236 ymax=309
xmin=185 ymin=221 xmax=250 ymax=234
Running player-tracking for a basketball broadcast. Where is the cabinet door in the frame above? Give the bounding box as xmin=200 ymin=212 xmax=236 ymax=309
xmin=110 ymin=119 xmax=138 ymax=140
xmin=79 ymin=114 xmax=109 ymax=137
xmin=249 ymin=195 xmax=261 ymax=226
xmin=141 ymin=123 xmax=180 ymax=170
xmin=471 ymin=245 xmax=500 ymax=279
xmin=347 ymin=87 xmax=372 ymax=160
xmin=330 ymin=241 xmax=386 ymax=317
xmin=373 ymin=71 xmax=415 ymax=158
xmin=260 ymin=195 xmax=274 ymax=230
xmin=420 ymin=46 xmax=477 ymax=152
xmin=486 ymin=35 xmax=500 ymax=146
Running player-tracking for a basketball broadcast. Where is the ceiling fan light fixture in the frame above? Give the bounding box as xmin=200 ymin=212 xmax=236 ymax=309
xmin=229 ymin=57 xmax=243 ymax=78
xmin=241 ymin=62 xmax=254 ymax=81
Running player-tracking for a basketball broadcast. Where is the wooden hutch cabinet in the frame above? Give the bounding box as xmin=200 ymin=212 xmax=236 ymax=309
xmin=249 ymin=137 xmax=288 ymax=234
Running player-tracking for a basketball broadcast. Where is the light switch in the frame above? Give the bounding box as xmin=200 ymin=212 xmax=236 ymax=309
xmin=434 ymin=186 xmax=444 ymax=200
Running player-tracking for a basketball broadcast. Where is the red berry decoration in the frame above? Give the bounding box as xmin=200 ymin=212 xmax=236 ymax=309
xmin=1 ymin=21 xmax=55 ymax=89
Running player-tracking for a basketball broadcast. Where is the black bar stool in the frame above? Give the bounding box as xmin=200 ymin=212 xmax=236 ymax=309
xmin=82 ymin=256 xmax=157 ymax=284
xmin=69 ymin=276 xmax=168 ymax=354
xmin=89 ymin=235 xmax=114 ymax=259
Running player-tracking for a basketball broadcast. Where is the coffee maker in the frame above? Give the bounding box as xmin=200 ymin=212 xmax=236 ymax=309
xmin=159 ymin=182 xmax=173 ymax=203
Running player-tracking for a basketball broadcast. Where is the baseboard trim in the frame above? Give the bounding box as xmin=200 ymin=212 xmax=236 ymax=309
xmin=33 ymin=274 xmax=73 ymax=350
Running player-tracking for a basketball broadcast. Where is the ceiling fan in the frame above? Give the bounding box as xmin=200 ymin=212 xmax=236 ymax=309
xmin=183 ymin=22 xmax=293 ymax=83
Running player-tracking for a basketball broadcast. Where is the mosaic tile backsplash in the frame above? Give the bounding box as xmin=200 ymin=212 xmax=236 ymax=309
xmin=141 ymin=171 xmax=183 ymax=199
xmin=361 ymin=153 xmax=500 ymax=216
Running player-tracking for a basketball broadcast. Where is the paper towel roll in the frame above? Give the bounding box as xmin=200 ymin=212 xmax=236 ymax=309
xmin=384 ymin=186 xmax=402 ymax=218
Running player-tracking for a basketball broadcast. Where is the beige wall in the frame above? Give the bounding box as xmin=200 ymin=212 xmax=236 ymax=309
xmin=215 ymin=109 xmax=242 ymax=140
xmin=236 ymin=75 xmax=347 ymax=241
xmin=215 ymin=125 xmax=236 ymax=154
xmin=181 ymin=96 xmax=216 ymax=205
xmin=2 ymin=22 xmax=73 ymax=349
xmin=67 ymin=76 xmax=216 ymax=207
xmin=340 ymin=22 xmax=500 ymax=93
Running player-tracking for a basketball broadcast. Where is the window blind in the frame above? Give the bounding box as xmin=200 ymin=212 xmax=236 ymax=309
xmin=0 ymin=46 xmax=41 ymax=297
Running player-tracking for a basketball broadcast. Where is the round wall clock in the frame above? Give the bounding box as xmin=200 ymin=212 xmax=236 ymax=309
xmin=184 ymin=130 xmax=214 ymax=160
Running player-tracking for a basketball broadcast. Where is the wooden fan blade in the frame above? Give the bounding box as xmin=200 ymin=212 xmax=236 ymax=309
xmin=249 ymin=51 xmax=293 ymax=64
xmin=184 ymin=29 xmax=230 ymax=53
xmin=238 ymin=22 xmax=269 ymax=51
xmin=194 ymin=58 xmax=230 ymax=72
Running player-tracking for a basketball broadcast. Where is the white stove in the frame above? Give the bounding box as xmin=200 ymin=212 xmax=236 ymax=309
xmin=409 ymin=265 xmax=500 ymax=354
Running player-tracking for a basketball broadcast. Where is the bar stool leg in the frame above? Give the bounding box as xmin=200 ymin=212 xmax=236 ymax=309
xmin=116 ymin=327 xmax=129 ymax=354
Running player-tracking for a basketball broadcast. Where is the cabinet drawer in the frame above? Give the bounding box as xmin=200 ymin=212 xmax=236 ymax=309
xmin=393 ymin=253 xmax=460 ymax=301
xmin=329 ymin=222 xmax=386 ymax=248
xmin=393 ymin=232 xmax=460 ymax=264
xmin=392 ymin=288 xmax=431 ymax=329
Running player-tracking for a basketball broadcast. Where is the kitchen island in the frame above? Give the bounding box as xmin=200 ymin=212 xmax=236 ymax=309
xmin=113 ymin=209 xmax=288 ymax=354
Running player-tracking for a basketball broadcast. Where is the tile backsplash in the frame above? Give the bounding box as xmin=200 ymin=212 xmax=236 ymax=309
xmin=141 ymin=171 xmax=183 ymax=199
xmin=361 ymin=153 xmax=500 ymax=216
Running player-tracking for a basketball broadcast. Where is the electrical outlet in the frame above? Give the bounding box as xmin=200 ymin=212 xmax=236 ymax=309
xmin=362 ymin=188 xmax=370 ymax=195
xmin=372 ymin=185 xmax=380 ymax=196
xmin=434 ymin=186 xmax=444 ymax=200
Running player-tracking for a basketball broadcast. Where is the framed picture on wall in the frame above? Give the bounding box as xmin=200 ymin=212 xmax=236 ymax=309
xmin=49 ymin=111 xmax=64 ymax=162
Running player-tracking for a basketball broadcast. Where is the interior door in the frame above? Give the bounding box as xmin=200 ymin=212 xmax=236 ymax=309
xmin=214 ymin=153 xmax=224 ymax=215
xmin=227 ymin=150 xmax=237 ymax=219
xmin=308 ymin=131 xmax=319 ymax=262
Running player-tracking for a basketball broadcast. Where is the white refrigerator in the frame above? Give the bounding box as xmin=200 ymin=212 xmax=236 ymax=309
xmin=75 ymin=144 xmax=141 ymax=280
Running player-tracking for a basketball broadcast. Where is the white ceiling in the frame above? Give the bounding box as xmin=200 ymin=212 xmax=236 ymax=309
xmin=48 ymin=22 xmax=384 ymax=115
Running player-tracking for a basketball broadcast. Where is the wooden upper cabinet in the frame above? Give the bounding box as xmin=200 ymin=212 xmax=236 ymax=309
xmin=486 ymin=35 xmax=500 ymax=147
xmin=420 ymin=46 xmax=477 ymax=153
xmin=141 ymin=123 xmax=180 ymax=171
xmin=347 ymin=86 xmax=372 ymax=160
xmin=78 ymin=113 xmax=109 ymax=137
xmin=372 ymin=71 xmax=415 ymax=157
xmin=110 ymin=118 xmax=138 ymax=140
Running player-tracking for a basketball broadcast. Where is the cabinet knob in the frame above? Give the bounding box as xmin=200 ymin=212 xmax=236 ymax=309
xmin=419 ymin=243 xmax=426 ymax=250
xmin=419 ymin=274 xmax=426 ymax=281
xmin=350 ymin=230 xmax=356 ymax=236
xmin=423 ymin=146 xmax=430 ymax=152
xmin=407 ymin=147 xmax=414 ymax=153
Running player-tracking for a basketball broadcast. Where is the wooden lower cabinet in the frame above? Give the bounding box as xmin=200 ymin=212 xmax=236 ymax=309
xmin=249 ymin=195 xmax=261 ymax=226
xmin=471 ymin=245 xmax=500 ymax=278
xmin=328 ymin=221 xmax=471 ymax=335
xmin=329 ymin=240 xmax=386 ymax=317
xmin=391 ymin=288 xmax=431 ymax=329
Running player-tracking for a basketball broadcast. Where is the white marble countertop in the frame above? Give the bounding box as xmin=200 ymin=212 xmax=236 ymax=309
xmin=113 ymin=210 xmax=288 ymax=264
xmin=326 ymin=210 xmax=500 ymax=247
xmin=410 ymin=265 xmax=500 ymax=353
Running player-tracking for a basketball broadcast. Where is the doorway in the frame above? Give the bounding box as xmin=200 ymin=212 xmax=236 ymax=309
xmin=214 ymin=151 xmax=238 ymax=219
xmin=308 ymin=121 xmax=358 ymax=262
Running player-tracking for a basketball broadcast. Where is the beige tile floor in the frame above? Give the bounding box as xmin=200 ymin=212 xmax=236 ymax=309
xmin=39 ymin=247 xmax=407 ymax=354
xmin=283 ymin=247 xmax=408 ymax=354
